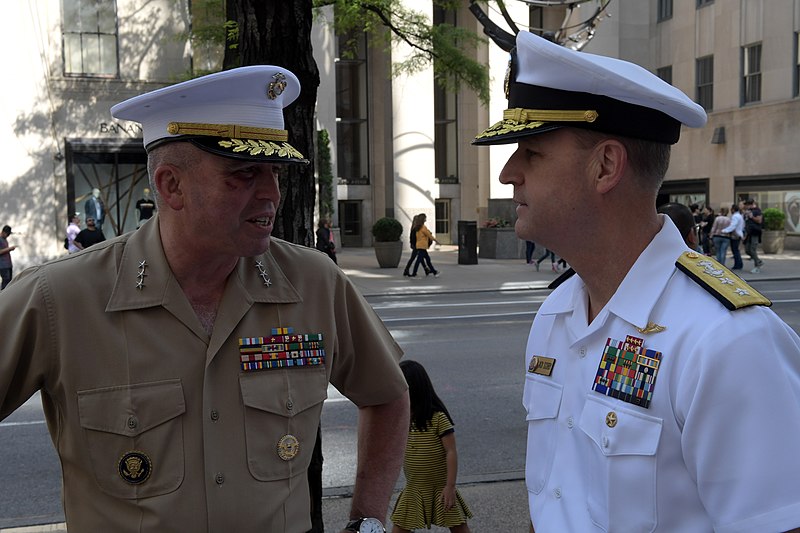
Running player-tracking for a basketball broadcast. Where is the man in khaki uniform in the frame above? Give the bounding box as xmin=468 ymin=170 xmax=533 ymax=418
xmin=0 ymin=66 xmax=409 ymax=532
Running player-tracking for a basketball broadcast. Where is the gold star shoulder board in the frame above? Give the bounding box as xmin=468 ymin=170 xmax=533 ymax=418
xmin=675 ymin=252 xmax=771 ymax=311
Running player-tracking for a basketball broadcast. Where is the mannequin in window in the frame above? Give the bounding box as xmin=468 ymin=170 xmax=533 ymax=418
xmin=136 ymin=188 xmax=156 ymax=228
xmin=84 ymin=188 xmax=106 ymax=230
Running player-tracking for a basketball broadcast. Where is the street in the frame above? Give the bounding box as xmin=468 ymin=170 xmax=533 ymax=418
xmin=2 ymin=280 xmax=800 ymax=529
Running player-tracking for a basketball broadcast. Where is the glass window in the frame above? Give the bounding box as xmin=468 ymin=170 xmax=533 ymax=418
xmin=795 ymin=33 xmax=800 ymax=97
xmin=435 ymin=199 xmax=451 ymax=241
xmin=696 ymin=0 xmax=714 ymax=7
xmin=433 ymin=6 xmax=458 ymax=184
xmin=658 ymin=0 xmax=673 ymax=22
xmin=742 ymin=43 xmax=762 ymax=104
xmin=66 ymin=143 xmax=149 ymax=236
xmin=62 ymin=0 xmax=119 ymax=77
xmin=656 ymin=66 xmax=672 ymax=85
xmin=335 ymin=30 xmax=369 ymax=184
xmin=736 ymin=189 xmax=800 ymax=234
xmin=696 ymin=55 xmax=714 ymax=111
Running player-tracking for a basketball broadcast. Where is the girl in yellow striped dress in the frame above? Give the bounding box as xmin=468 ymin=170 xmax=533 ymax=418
xmin=391 ymin=360 xmax=473 ymax=532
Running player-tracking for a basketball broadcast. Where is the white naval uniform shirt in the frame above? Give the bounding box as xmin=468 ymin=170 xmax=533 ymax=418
xmin=523 ymin=216 xmax=800 ymax=533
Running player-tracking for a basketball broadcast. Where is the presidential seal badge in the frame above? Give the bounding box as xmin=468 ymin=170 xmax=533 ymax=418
xmin=118 ymin=451 xmax=152 ymax=485
xmin=277 ymin=434 xmax=300 ymax=461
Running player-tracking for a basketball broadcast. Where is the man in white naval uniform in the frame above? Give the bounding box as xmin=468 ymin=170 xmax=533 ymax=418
xmin=473 ymin=31 xmax=800 ymax=533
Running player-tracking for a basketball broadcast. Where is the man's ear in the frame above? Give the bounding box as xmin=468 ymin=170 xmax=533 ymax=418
xmin=153 ymin=164 xmax=184 ymax=210
xmin=587 ymin=139 xmax=627 ymax=195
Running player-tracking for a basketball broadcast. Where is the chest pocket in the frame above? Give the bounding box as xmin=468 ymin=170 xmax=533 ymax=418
xmin=579 ymin=394 xmax=662 ymax=533
xmin=522 ymin=375 xmax=563 ymax=494
xmin=77 ymin=379 xmax=185 ymax=499
xmin=239 ymin=366 xmax=328 ymax=481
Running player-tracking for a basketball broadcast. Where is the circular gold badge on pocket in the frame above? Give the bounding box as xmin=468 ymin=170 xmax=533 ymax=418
xmin=605 ymin=411 xmax=618 ymax=428
xmin=118 ymin=451 xmax=152 ymax=484
xmin=277 ymin=434 xmax=300 ymax=461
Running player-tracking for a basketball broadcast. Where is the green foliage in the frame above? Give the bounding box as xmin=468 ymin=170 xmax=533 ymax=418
xmin=316 ymin=129 xmax=334 ymax=220
xmin=371 ymin=217 xmax=403 ymax=242
xmin=315 ymin=0 xmax=490 ymax=103
xmin=763 ymin=207 xmax=786 ymax=231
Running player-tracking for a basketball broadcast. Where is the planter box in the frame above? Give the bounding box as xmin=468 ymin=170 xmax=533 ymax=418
xmin=761 ymin=230 xmax=786 ymax=254
xmin=373 ymin=241 xmax=403 ymax=268
xmin=478 ymin=227 xmax=523 ymax=259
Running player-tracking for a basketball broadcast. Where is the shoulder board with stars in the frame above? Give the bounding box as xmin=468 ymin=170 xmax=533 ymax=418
xmin=675 ymin=252 xmax=771 ymax=310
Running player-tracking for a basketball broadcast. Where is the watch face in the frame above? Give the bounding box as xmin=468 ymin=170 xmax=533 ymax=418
xmin=360 ymin=517 xmax=385 ymax=533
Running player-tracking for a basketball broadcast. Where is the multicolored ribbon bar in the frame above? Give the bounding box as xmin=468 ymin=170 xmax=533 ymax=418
xmin=591 ymin=335 xmax=661 ymax=409
xmin=239 ymin=328 xmax=326 ymax=371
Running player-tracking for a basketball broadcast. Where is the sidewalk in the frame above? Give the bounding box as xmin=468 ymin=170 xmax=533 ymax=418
xmin=339 ymin=244 xmax=800 ymax=297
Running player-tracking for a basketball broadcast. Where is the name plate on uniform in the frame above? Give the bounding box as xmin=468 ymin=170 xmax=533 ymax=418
xmin=528 ymin=355 xmax=556 ymax=376
xmin=239 ymin=327 xmax=326 ymax=371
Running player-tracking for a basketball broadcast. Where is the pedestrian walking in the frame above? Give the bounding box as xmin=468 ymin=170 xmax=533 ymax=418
xmin=410 ymin=214 xmax=440 ymax=278
xmin=0 ymin=225 xmax=16 ymax=289
xmin=390 ymin=360 xmax=473 ymax=533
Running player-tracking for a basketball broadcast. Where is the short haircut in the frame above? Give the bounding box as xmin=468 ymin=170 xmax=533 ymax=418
xmin=657 ymin=202 xmax=695 ymax=241
xmin=571 ymin=128 xmax=671 ymax=192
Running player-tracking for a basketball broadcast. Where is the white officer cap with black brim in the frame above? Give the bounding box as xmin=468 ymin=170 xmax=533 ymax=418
xmin=111 ymin=66 xmax=308 ymax=164
xmin=473 ymin=31 xmax=707 ymax=146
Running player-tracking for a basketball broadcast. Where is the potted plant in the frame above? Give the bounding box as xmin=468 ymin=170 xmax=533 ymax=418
xmin=761 ymin=207 xmax=787 ymax=254
xmin=371 ymin=217 xmax=404 ymax=268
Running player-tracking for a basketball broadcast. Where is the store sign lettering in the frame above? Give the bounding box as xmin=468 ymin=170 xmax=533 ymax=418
xmin=99 ymin=122 xmax=142 ymax=136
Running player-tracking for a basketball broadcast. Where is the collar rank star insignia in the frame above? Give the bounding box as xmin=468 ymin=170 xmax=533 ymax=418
xmin=528 ymin=355 xmax=556 ymax=377
xmin=239 ymin=327 xmax=326 ymax=371
xmin=592 ymin=334 xmax=662 ymax=409
xmin=118 ymin=451 xmax=152 ymax=484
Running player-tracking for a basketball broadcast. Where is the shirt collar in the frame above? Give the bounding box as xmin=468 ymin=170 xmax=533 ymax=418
xmin=537 ymin=215 xmax=688 ymax=333
xmin=106 ymin=215 xmax=302 ymax=313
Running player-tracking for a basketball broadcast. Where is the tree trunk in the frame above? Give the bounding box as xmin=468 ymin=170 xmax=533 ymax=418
xmin=224 ymin=0 xmax=320 ymax=247
xmin=223 ymin=4 xmax=324 ymax=531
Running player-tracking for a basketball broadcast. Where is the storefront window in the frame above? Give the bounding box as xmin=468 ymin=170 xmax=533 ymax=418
xmin=736 ymin=189 xmax=800 ymax=233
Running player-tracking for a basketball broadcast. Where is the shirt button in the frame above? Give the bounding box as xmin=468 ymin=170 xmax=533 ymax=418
xmin=210 ymin=410 xmax=219 ymax=421
xmin=215 ymin=473 xmax=224 ymax=485
xmin=553 ymin=487 xmax=562 ymax=499
xmin=286 ymin=399 xmax=294 ymax=411
xmin=126 ymin=416 xmax=138 ymax=430
xmin=566 ymin=416 xmax=574 ymax=429
xmin=602 ymin=436 xmax=609 ymax=448
xmin=579 ymin=346 xmax=587 ymax=358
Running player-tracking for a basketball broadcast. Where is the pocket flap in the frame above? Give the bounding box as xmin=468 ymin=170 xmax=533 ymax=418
xmin=78 ymin=379 xmax=185 ymax=436
xmin=523 ymin=375 xmax=563 ymax=421
xmin=579 ymin=395 xmax=662 ymax=456
xmin=240 ymin=369 xmax=327 ymax=417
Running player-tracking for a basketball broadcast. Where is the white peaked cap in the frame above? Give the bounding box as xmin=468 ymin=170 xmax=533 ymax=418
xmin=474 ymin=31 xmax=707 ymax=145
xmin=111 ymin=66 xmax=307 ymax=163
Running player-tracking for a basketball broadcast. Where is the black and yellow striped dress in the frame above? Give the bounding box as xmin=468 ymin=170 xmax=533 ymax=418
xmin=390 ymin=411 xmax=473 ymax=529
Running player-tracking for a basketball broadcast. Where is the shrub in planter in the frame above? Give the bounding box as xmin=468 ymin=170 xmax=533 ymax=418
xmin=371 ymin=217 xmax=404 ymax=267
xmin=763 ymin=208 xmax=786 ymax=231
xmin=761 ymin=207 xmax=787 ymax=254
xmin=371 ymin=217 xmax=403 ymax=242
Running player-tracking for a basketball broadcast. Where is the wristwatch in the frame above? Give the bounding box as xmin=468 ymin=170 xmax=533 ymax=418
xmin=344 ymin=517 xmax=385 ymax=532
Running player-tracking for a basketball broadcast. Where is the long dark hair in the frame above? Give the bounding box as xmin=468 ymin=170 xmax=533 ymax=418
xmin=400 ymin=360 xmax=453 ymax=431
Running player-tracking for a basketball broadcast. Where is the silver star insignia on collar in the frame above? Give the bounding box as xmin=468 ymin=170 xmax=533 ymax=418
xmin=255 ymin=260 xmax=272 ymax=287
xmin=135 ymin=260 xmax=148 ymax=290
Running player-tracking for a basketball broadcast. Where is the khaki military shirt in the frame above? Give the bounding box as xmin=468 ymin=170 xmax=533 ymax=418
xmin=0 ymin=217 xmax=406 ymax=532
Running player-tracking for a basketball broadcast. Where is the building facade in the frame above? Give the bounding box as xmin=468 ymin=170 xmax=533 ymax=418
xmin=2 ymin=0 xmax=798 ymax=270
